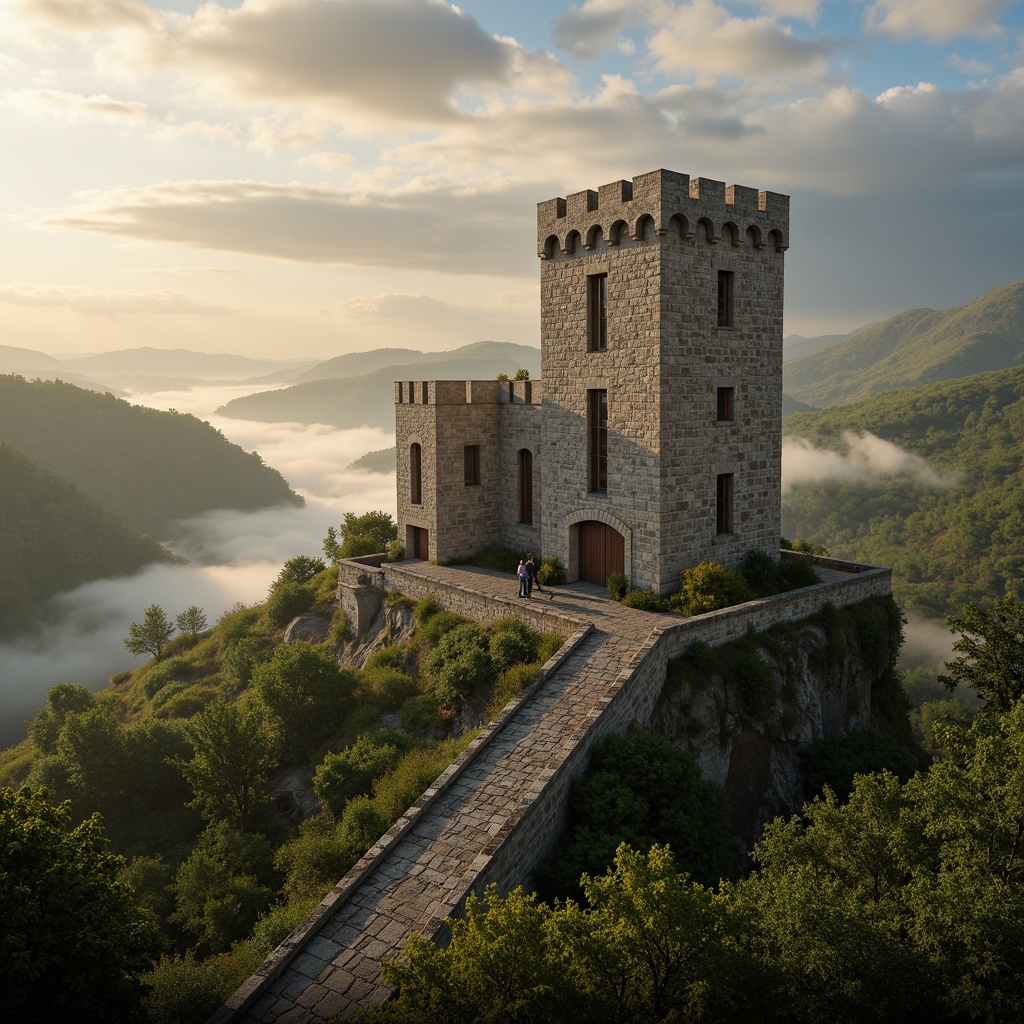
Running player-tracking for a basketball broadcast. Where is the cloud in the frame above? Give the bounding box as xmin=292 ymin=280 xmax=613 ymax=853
xmin=947 ymin=54 xmax=994 ymax=76
xmin=0 ymin=283 xmax=230 ymax=315
xmin=646 ymin=0 xmax=836 ymax=86
xmin=0 ymin=385 xmax=399 ymax=748
xmin=15 ymin=0 xmax=560 ymax=125
xmin=339 ymin=292 xmax=488 ymax=320
xmin=149 ymin=118 xmax=241 ymax=144
xmin=863 ymin=0 xmax=1015 ymax=42
xmin=37 ymin=177 xmax=537 ymax=276
xmin=782 ymin=431 xmax=958 ymax=493
xmin=553 ymin=0 xmax=638 ymax=59
xmin=2 ymin=87 xmax=149 ymax=121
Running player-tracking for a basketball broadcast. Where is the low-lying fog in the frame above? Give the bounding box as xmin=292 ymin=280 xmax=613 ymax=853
xmin=0 ymin=383 xmax=396 ymax=747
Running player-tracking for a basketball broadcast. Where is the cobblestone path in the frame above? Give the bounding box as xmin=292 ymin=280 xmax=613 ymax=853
xmin=221 ymin=567 xmax=667 ymax=1024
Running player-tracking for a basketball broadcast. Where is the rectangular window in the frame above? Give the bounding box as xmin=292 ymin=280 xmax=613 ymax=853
xmin=587 ymin=389 xmax=608 ymax=493
xmin=717 ymin=387 xmax=734 ymax=422
xmin=464 ymin=445 xmax=480 ymax=486
xmin=717 ymin=270 xmax=734 ymax=328
xmin=716 ymin=473 xmax=734 ymax=534
xmin=421 ymin=381 xmax=429 ymax=403
xmin=587 ymin=273 xmax=608 ymax=351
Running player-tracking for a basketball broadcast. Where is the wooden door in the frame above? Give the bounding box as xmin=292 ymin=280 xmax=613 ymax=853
xmin=412 ymin=526 xmax=429 ymax=561
xmin=578 ymin=521 xmax=624 ymax=586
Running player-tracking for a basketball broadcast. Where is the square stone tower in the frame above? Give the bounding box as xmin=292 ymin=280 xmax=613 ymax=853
xmin=537 ymin=169 xmax=789 ymax=592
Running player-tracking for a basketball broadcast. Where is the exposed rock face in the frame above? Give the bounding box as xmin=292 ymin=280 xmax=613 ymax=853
xmin=283 ymin=611 xmax=334 ymax=645
xmin=649 ymin=621 xmax=875 ymax=847
xmin=338 ymin=600 xmax=416 ymax=670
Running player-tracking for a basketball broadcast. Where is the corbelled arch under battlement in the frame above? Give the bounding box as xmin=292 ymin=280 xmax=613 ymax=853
xmin=537 ymin=169 xmax=789 ymax=258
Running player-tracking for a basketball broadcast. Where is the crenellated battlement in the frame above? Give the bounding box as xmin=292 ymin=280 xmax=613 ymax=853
xmin=538 ymin=168 xmax=789 ymax=258
xmin=394 ymin=379 xmax=543 ymax=407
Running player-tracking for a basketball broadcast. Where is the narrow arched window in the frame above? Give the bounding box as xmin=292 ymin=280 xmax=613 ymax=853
xmin=518 ymin=448 xmax=533 ymax=524
xmin=410 ymin=443 xmax=422 ymax=505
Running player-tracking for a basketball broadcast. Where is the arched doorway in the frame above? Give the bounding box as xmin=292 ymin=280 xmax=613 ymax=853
xmin=578 ymin=521 xmax=625 ymax=586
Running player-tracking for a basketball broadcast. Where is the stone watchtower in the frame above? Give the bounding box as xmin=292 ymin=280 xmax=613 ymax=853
xmin=538 ymin=169 xmax=789 ymax=592
xmin=395 ymin=169 xmax=789 ymax=592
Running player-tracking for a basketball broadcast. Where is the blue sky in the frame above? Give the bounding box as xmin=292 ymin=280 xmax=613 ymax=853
xmin=1 ymin=0 xmax=1022 ymax=357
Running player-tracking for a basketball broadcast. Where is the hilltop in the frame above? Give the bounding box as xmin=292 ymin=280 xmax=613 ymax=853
xmin=216 ymin=341 xmax=541 ymax=428
xmin=0 ymin=444 xmax=174 ymax=637
xmin=783 ymin=363 xmax=1024 ymax=617
xmin=0 ymin=375 xmax=302 ymax=537
xmin=784 ymin=279 xmax=1024 ymax=407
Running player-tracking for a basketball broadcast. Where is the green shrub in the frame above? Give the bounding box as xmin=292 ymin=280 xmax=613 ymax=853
xmin=363 ymin=666 xmax=417 ymax=709
xmin=537 ymin=555 xmax=566 ymax=586
xmin=620 ymin=588 xmax=670 ymax=612
xmin=607 ymin=572 xmax=629 ymax=600
xmin=142 ymin=950 xmax=226 ymax=1024
xmin=157 ymin=684 xmax=218 ymax=718
xmin=537 ymin=630 xmax=566 ymax=664
xmin=372 ymin=737 xmax=469 ymax=822
xmin=222 ymin=637 xmax=272 ymax=685
xmin=313 ymin=733 xmax=402 ymax=816
xmin=735 ymin=648 xmax=775 ymax=719
xmin=778 ymin=554 xmax=820 ymax=590
xmin=366 ymin=645 xmax=405 ymax=670
xmin=413 ymin=597 xmax=441 ymax=623
xmin=149 ymin=679 xmax=190 ymax=709
xmin=385 ymin=540 xmax=405 ymax=561
xmin=425 ymin=624 xmax=493 ymax=711
xmin=418 ymin=609 xmax=467 ymax=646
xmin=336 ymin=795 xmax=388 ymax=861
xmin=274 ymin=555 xmax=327 ymax=588
xmin=489 ymin=618 xmax=540 ymax=674
xmin=275 ymin=815 xmax=352 ymax=903
xmin=399 ymin=694 xmax=443 ymax=734
xmin=265 ymin=581 xmax=314 ymax=628
xmin=740 ymin=550 xmax=780 ymax=597
xmin=677 ymin=561 xmax=754 ymax=616
xmin=141 ymin=656 xmax=192 ymax=699
xmin=488 ymin=662 xmax=541 ymax=718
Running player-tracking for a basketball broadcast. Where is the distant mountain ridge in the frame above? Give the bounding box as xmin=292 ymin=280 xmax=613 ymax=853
xmin=217 ymin=341 xmax=542 ymax=429
xmin=784 ymin=279 xmax=1024 ymax=407
xmin=0 ymin=375 xmax=302 ymax=536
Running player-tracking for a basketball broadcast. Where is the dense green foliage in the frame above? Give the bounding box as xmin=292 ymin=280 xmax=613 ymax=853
xmin=783 ymin=278 xmax=1024 ymax=406
xmin=0 ymin=557 xmax=557 ymax=1020
xmin=124 ymin=605 xmax=177 ymax=661
xmin=783 ymin=364 xmax=1024 ymax=617
xmin=0 ymin=786 xmax=164 ymax=1023
xmin=677 ymin=561 xmax=754 ymax=614
xmin=0 ymin=443 xmax=173 ymax=637
xmin=539 ymin=728 xmax=735 ymax=901
xmin=379 ymin=700 xmax=1024 ymax=1023
xmin=0 ymin=375 xmax=301 ymax=536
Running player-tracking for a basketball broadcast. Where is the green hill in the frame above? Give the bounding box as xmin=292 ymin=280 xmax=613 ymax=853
xmin=0 ymin=376 xmax=302 ymax=537
xmin=783 ymin=280 xmax=1024 ymax=407
xmin=0 ymin=443 xmax=174 ymax=637
xmin=782 ymin=364 xmax=1024 ymax=617
xmin=217 ymin=342 xmax=542 ymax=429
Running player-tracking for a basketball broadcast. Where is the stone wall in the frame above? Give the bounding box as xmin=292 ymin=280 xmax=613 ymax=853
xmin=537 ymin=169 xmax=790 ymax=593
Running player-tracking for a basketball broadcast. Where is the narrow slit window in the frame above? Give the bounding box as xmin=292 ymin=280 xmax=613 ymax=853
xmin=518 ymin=448 xmax=533 ymax=524
xmin=587 ymin=273 xmax=608 ymax=351
xmin=410 ymin=443 xmax=422 ymax=505
xmin=716 ymin=473 xmax=734 ymax=534
xmin=717 ymin=387 xmax=734 ymax=422
xmin=717 ymin=270 xmax=734 ymax=328
xmin=587 ymin=389 xmax=608 ymax=493
xmin=464 ymin=445 xmax=481 ymax=486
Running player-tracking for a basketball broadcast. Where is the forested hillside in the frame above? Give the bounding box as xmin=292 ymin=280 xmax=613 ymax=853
xmin=783 ymin=364 xmax=1024 ymax=617
xmin=0 ymin=444 xmax=175 ymax=637
xmin=0 ymin=376 xmax=302 ymax=536
xmin=217 ymin=341 xmax=542 ymax=428
xmin=784 ymin=278 xmax=1024 ymax=406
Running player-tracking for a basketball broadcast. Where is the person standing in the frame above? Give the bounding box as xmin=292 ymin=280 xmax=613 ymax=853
xmin=517 ymin=559 xmax=529 ymax=598
xmin=526 ymin=553 xmax=546 ymax=598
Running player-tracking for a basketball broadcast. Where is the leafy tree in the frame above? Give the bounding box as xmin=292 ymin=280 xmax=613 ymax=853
xmin=0 ymin=786 xmax=163 ymax=1022
xmin=941 ymin=595 xmax=1024 ymax=713
xmin=123 ymin=604 xmax=175 ymax=661
xmin=142 ymin=949 xmax=225 ymax=1024
xmin=173 ymin=700 xmax=278 ymax=833
xmin=274 ymin=554 xmax=327 ymax=587
xmin=424 ymin=623 xmax=493 ymax=711
xmin=313 ymin=733 xmax=401 ymax=816
xmin=175 ymin=605 xmax=208 ymax=642
xmin=169 ymin=823 xmax=277 ymax=953
xmin=27 ymin=682 xmax=94 ymax=754
xmin=539 ymin=727 xmax=734 ymax=900
xmin=323 ymin=510 xmax=397 ymax=561
xmin=251 ymin=643 xmax=357 ymax=760
xmin=264 ymin=580 xmax=315 ymax=628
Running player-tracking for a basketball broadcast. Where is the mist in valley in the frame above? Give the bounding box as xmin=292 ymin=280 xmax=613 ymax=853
xmin=0 ymin=382 xmax=396 ymax=747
